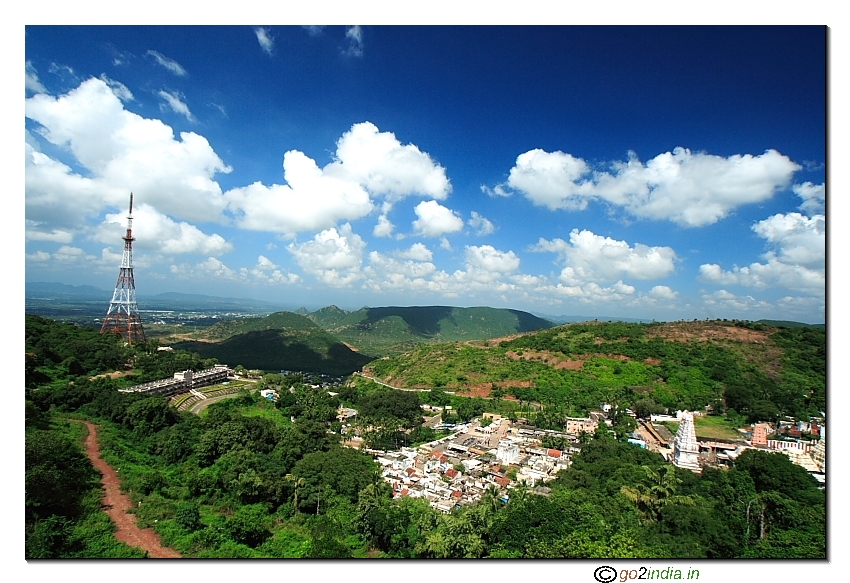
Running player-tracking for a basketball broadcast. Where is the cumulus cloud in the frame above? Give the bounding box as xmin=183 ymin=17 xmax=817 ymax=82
xmin=412 ymin=200 xmax=464 ymax=238
xmin=344 ymin=26 xmax=364 ymax=57
xmin=465 ymin=245 xmax=520 ymax=273
xmin=303 ymin=26 xmax=325 ymax=36
xmin=25 ymin=219 xmax=74 ymax=243
xmin=288 ymin=223 xmax=366 ymax=286
xmin=490 ymin=147 xmax=801 ymax=227
xmin=373 ymin=214 xmax=395 ymax=237
xmin=93 ymin=203 xmax=232 ymax=256
xmin=26 ymin=61 xmax=46 ymax=94
xmin=158 ymin=90 xmax=195 ymax=122
xmin=225 ymin=122 xmax=450 ymax=236
xmin=250 ymin=255 xmax=301 ymax=284
xmin=648 ymin=285 xmax=678 ymax=300
xmin=699 ymin=212 xmax=824 ymax=295
xmin=226 ymin=150 xmax=373 ymax=235
xmin=793 ymin=182 xmax=825 ymax=215
xmin=468 ymin=211 xmax=495 ymax=236
xmin=254 ymin=27 xmax=274 ymax=55
xmin=26 ymin=77 xmax=231 ymax=226
xmin=480 ymin=183 xmax=511 ymax=197
xmin=395 ymin=243 xmax=433 ymax=262
xmin=26 ymin=250 xmax=51 ymax=262
xmin=325 ymin=122 xmax=451 ymax=201
xmin=532 ymin=229 xmax=677 ymax=284
xmin=146 ymin=50 xmax=187 ymax=76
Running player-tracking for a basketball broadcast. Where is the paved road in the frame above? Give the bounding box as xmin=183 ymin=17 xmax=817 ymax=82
xmin=189 ymin=392 xmax=245 ymax=414
xmin=355 ymin=372 xmax=455 ymax=394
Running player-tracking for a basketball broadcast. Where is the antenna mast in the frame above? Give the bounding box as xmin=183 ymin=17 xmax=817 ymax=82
xmin=100 ymin=193 xmax=146 ymax=344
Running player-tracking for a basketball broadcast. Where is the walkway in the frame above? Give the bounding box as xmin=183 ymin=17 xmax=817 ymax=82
xmin=81 ymin=421 xmax=182 ymax=558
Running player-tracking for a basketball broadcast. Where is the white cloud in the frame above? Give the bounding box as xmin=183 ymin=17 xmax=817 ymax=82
xmin=700 ymin=289 xmax=773 ymax=315
xmin=100 ymin=75 xmax=133 ymax=102
xmin=699 ymin=212 xmax=824 ymax=295
xmin=26 ymin=61 xmax=46 ymax=94
xmin=287 ymin=223 xmax=366 ymax=286
xmin=25 ymin=219 xmax=74 ymax=243
xmin=468 ymin=211 xmax=495 ymax=236
xmin=254 ymin=27 xmax=274 ymax=55
xmin=373 ymin=214 xmax=395 ymax=237
xmin=395 ymin=243 xmax=433 ymax=262
xmin=465 ymin=245 xmax=520 ymax=273
xmin=226 ymin=150 xmax=374 ymax=235
xmin=366 ymin=251 xmax=437 ymax=281
xmin=480 ymin=184 xmax=511 ymax=197
xmin=412 ymin=200 xmax=464 ymax=237
xmin=492 ymin=147 xmax=801 ymax=227
xmin=158 ymin=90 xmax=195 ymax=122
xmin=303 ymin=26 xmax=325 ymax=36
xmin=648 ymin=285 xmax=678 ymax=300
xmin=250 ymin=255 xmax=301 ymax=284
xmin=793 ymin=182 xmax=825 ymax=215
xmin=146 ymin=50 xmax=187 ymax=76
xmin=344 ymin=26 xmax=364 ymax=57
xmin=26 ymin=78 xmax=231 ymax=226
xmin=93 ymin=204 xmax=233 ymax=256
xmin=532 ymin=229 xmax=677 ymax=284
xmin=325 ymin=122 xmax=451 ymax=201
xmin=26 ymin=250 xmax=51 ymax=262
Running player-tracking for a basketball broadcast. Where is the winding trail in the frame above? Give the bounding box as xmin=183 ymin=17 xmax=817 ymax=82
xmin=80 ymin=421 xmax=182 ymax=558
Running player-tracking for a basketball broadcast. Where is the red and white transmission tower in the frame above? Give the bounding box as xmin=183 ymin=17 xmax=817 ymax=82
xmin=101 ymin=193 xmax=146 ymax=345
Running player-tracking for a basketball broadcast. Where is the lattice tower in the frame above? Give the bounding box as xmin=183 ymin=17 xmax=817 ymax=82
xmin=100 ymin=193 xmax=146 ymax=345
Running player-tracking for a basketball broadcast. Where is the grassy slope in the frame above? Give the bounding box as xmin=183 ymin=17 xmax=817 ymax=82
xmin=365 ymin=320 xmax=824 ymax=417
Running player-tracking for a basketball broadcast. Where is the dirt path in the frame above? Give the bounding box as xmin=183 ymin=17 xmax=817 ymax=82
xmin=81 ymin=421 xmax=182 ymax=558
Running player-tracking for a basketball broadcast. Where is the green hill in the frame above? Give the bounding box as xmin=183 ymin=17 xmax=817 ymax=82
xmin=306 ymin=305 xmax=554 ymax=357
xmin=198 ymin=311 xmax=320 ymax=340
xmin=365 ymin=319 xmax=825 ymax=423
xmin=170 ymin=311 xmax=372 ymax=375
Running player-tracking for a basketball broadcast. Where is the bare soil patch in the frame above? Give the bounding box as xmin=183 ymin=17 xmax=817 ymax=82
xmin=80 ymin=421 xmax=182 ymax=558
xmin=646 ymin=322 xmax=772 ymax=344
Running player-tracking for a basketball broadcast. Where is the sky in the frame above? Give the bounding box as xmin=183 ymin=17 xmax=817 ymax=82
xmin=24 ymin=24 xmax=827 ymax=322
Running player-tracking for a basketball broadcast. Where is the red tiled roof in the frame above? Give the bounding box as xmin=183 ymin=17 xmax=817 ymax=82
xmin=431 ymin=451 xmax=443 ymax=458
xmin=495 ymin=476 xmax=510 ymax=488
xmin=400 ymin=489 xmax=409 ymax=497
xmin=548 ymin=449 xmax=562 ymax=458
xmin=446 ymin=468 xmax=458 ymax=478
xmin=451 ymin=490 xmax=462 ymax=499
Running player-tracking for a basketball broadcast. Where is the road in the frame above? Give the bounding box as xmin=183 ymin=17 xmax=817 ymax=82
xmin=189 ymin=392 xmax=245 ymax=414
xmin=355 ymin=372 xmax=455 ymax=394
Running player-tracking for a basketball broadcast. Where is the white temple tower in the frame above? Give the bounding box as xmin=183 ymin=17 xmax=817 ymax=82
xmin=811 ymin=425 xmax=826 ymax=473
xmin=672 ymin=411 xmax=701 ymax=473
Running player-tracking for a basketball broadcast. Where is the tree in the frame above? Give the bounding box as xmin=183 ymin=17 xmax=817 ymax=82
xmin=620 ymin=465 xmax=694 ymax=523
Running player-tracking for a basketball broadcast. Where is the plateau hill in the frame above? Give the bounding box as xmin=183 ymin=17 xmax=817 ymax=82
xmin=306 ymin=305 xmax=553 ymax=357
xmin=170 ymin=311 xmax=372 ymax=376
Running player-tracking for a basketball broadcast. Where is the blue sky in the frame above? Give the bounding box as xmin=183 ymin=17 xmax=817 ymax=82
xmin=24 ymin=25 xmax=826 ymax=322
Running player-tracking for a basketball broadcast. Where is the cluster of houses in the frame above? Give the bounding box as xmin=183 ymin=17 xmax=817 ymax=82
xmin=360 ymin=413 xmax=604 ymax=513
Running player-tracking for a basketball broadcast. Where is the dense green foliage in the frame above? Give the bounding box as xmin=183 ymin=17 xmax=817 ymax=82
xmin=24 ymin=315 xmax=826 ymax=559
xmin=368 ymin=320 xmax=826 ymax=423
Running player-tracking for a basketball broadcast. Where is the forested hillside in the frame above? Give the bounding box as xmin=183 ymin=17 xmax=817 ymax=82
xmin=170 ymin=312 xmax=373 ymax=375
xmin=367 ymin=320 xmax=825 ymax=424
xmin=25 ymin=315 xmax=825 ymax=559
xmin=306 ymin=305 xmax=554 ymax=357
